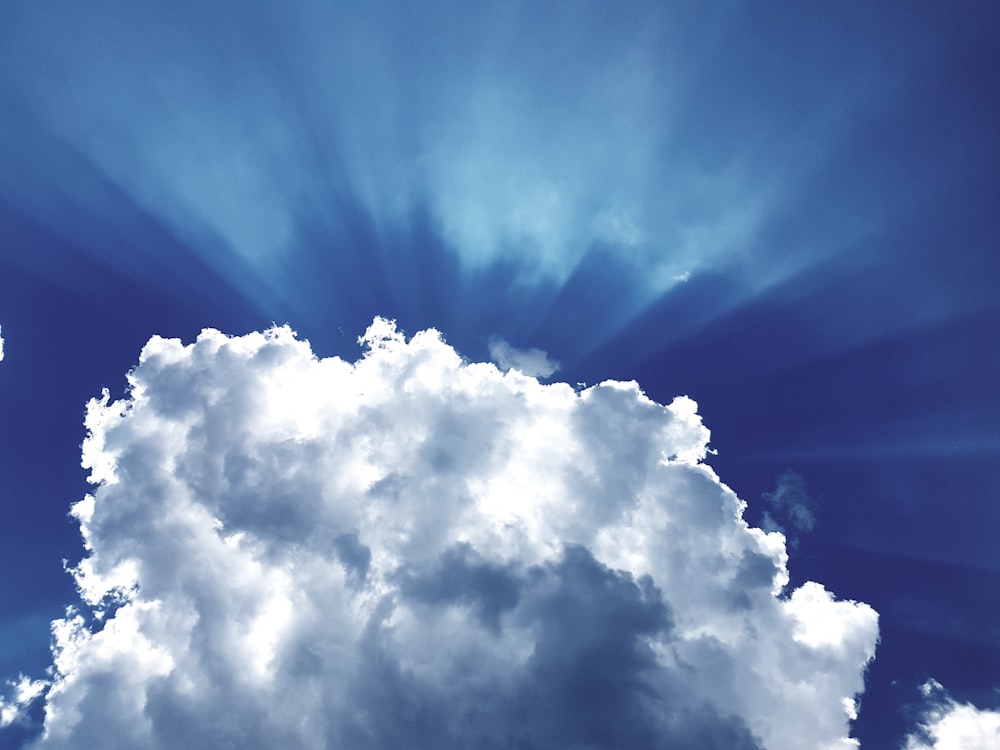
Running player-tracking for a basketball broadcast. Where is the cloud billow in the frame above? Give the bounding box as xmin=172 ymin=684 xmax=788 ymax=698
xmin=903 ymin=680 xmax=1000 ymax=750
xmin=18 ymin=319 xmax=876 ymax=749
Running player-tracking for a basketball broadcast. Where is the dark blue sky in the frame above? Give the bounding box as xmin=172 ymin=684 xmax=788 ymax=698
xmin=1 ymin=2 xmax=999 ymax=747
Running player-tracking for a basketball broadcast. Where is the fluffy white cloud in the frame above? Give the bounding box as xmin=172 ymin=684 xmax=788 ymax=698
xmin=18 ymin=319 xmax=877 ymax=749
xmin=0 ymin=324 xmax=5 ymax=362
xmin=487 ymin=337 xmax=559 ymax=378
xmin=904 ymin=679 xmax=1000 ymax=750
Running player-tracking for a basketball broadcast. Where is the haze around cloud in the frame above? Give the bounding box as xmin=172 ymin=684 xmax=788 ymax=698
xmin=0 ymin=319 xmax=882 ymax=749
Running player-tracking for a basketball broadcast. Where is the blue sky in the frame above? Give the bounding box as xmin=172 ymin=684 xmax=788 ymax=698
xmin=1 ymin=2 xmax=999 ymax=747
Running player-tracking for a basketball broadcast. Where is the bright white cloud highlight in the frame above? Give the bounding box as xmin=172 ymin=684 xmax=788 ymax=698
xmin=904 ymin=679 xmax=1000 ymax=750
xmin=487 ymin=337 xmax=560 ymax=378
xmin=0 ymin=324 xmax=5 ymax=362
xmin=18 ymin=319 xmax=877 ymax=749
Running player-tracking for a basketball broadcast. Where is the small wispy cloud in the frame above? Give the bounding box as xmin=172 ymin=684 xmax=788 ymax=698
xmin=0 ymin=675 xmax=46 ymax=728
xmin=761 ymin=470 xmax=817 ymax=549
xmin=488 ymin=336 xmax=560 ymax=378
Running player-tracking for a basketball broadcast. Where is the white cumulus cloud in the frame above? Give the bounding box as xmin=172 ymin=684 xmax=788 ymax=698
xmin=904 ymin=679 xmax=1000 ymax=750
xmin=0 ymin=324 xmax=5 ymax=362
xmin=14 ymin=319 xmax=877 ymax=749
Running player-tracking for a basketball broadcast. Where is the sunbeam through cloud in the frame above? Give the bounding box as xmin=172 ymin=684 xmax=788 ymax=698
xmin=1 ymin=2 xmax=999 ymax=748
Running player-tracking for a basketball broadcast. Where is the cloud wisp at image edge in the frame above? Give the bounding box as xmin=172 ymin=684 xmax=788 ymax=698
xmin=0 ymin=319 xmax=883 ymax=749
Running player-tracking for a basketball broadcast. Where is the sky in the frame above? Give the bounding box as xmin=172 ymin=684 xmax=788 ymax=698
xmin=0 ymin=1 xmax=998 ymax=748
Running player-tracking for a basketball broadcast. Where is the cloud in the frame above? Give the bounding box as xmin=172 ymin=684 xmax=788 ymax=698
xmin=761 ymin=471 xmax=817 ymax=548
xmin=11 ymin=319 xmax=877 ymax=749
xmin=487 ymin=337 xmax=560 ymax=378
xmin=0 ymin=675 xmax=46 ymax=728
xmin=0 ymin=324 xmax=4 ymax=362
xmin=903 ymin=679 xmax=1000 ymax=750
